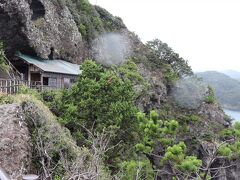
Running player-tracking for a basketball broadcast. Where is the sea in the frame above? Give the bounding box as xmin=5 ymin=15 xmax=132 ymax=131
xmin=224 ymin=109 xmax=240 ymax=122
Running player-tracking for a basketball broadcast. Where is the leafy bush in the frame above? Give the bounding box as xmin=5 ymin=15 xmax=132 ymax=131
xmin=79 ymin=23 xmax=87 ymax=37
xmin=204 ymin=96 xmax=215 ymax=104
xmin=49 ymin=60 xmax=141 ymax=169
xmin=135 ymin=111 xmax=180 ymax=154
xmin=122 ymin=110 xmax=204 ymax=179
xmin=184 ymin=115 xmax=201 ymax=123
xmin=0 ymin=93 xmax=14 ymax=104
xmin=204 ymin=86 xmax=216 ymax=104
xmin=146 ymin=39 xmax=193 ymax=79
xmin=177 ymin=156 xmax=202 ymax=173
xmin=218 ymin=145 xmax=233 ymax=157
xmin=163 ymin=142 xmax=202 ymax=173
xmin=17 ymin=85 xmax=42 ymax=100
xmin=94 ymin=6 xmax=126 ymax=31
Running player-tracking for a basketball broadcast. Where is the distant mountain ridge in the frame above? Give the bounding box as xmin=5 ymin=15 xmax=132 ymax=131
xmin=196 ymin=71 xmax=240 ymax=111
xmin=221 ymin=70 xmax=240 ymax=81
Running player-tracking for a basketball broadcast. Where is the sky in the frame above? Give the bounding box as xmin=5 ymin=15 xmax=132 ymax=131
xmin=89 ymin=0 xmax=240 ymax=72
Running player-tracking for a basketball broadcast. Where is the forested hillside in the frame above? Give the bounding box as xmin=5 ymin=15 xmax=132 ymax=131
xmin=197 ymin=71 xmax=240 ymax=111
xmin=1 ymin=0 xmax=240 ymax=179
xmin=222 ymin=70 xmax=240 ymax=81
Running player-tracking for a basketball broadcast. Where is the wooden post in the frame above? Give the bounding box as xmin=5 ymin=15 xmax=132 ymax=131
xmin=16 ymin=80 xmax=19 ymax=93
xmin=21 ymin=73 xmax=24 ymax=80
xmin=40 ymin=72 xmax=43 ymax=92
xmin=6 ymin=80 xmax=8 ymax=94
xmin=4 ymin=80 xmax=6 ymax=94
xmin=28 ymin=67 xmax=31 ymax=82
xmin=9 ymin=80 xmax=12 ymax=94
xmin=0 ymin=80 xmax=2 ymax=93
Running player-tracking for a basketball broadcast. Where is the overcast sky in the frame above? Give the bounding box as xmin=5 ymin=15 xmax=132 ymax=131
xmin=89 ymin=0 xmax=240 ymax=72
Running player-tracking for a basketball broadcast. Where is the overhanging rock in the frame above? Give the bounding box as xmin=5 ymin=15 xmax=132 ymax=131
xmin=0 ymin=0 xmax=84 ymax=63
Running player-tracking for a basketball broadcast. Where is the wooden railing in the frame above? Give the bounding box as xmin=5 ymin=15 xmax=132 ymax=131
xmin=0 ymin=79 xmax=62 ymax=94
xmin=3 ymin=54 xmax=23 ymax=79
xmin=0 ymin=78 xmax=30 ymax=94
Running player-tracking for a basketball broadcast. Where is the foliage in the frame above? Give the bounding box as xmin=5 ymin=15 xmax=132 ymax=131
xmin=17 ymin=85 xmax=42 ymax=100
xmin=9 ymin=94 xmax=112 ymax=179
xmin=120 ymin=160 xmax=154 ymax=180
xmin=0 ymin=93 xmax=14 ymax=104
xmin=51 ymin=0 xmax=126 ymax=41
xmin=197 ymin=71 xmax=240 ymax=110
xmin=52 ymin=0 xmax=104 ymax=41
xmin=218 ymin=122 xmax=240 ymax=159
xmin=0 ymin=42 xmax=9 ymax=72
xmin=129 ymin=111 xmax=203 ymax=179
xmin=117 ymin=60 xmax=144 ymax=84
xmin=135 ymin=111 xmax=179 ymax=154
xmin=184 ymin=115 xmax=201 ymax=123
xmin=79 ymin=23 xmax=87 ymax=37
xmin=47 ymin=60 xmax=142 ymax=169
xmin=204 ymin=86 xmax=216 ymax=104
xmin=41 ymin=89 xmax=65 ymax=116
xmin=218 ymin=145 xmax=233 ymax=157
xmin=94 ymin=5 xmax=126 ymax=31
xmin=163 ymin=142 xmax=202 ymax=173
xmin=146 ymin=39 xmax=193 ymax=82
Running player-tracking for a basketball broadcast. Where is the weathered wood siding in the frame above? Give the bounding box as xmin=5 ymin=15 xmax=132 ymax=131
xmin=42 ymin=72 xmax=77 ymax=89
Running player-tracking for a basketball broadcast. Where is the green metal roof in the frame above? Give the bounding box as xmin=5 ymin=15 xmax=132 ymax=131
xmin=17 ymin=52 xmax=81 ymax=76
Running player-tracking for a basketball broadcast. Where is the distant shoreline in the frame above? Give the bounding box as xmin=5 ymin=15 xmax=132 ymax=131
xmin=222 ymin=105 xmax=240 ymax=112
xmin=224 ymin=108 xmax=240 ymax=121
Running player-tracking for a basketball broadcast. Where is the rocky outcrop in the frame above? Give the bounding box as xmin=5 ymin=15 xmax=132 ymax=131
xmin=0 ymin=0 xmax=131 ymax=64
xmin=198 ymin=102 xmax=230 ymax=127
xmin=0 ymin=103 xmax=31 ymax=179
xmin=0 ymin=0 xmax=83 ymax=62
xmin=0 ymin=95 xmax=112 ymax=179
xmin=136 ymin=62 xmax=167 ymax=112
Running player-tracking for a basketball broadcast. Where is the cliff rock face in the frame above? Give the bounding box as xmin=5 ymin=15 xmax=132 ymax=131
xmin=0 ymin=104 xmax=31 ymax=179
xmin=198 ymin=102 xmax=229 ymax=127
xmin=0 ymin=0 xmax=83 ymax=62
xmin=136 ymin=62 xmax=167 ymax=112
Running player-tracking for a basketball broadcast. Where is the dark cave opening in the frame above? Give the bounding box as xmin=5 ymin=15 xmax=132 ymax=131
xmin=30 ymin=0 xmax=46 ymax=21
xmin=48 ymin=47 xmax=54 ymax=59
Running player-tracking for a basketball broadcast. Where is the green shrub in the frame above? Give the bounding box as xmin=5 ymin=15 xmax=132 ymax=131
xmin=185 ymin=115 xmax=201 ymax=123
xmin=218 ymin=145 xmax=232 ymax=157
xmin=50 ymin=60 xmax=141 ymax=169
xmin=146 ymin=39 xmax=193 ymax=78
xmin=204 ymin=95 xmax=215 ymax=104
xmin=79 ymin=23 xmax=87 ymax=37
xmin=136 ymin=110 xmax=179 ymax=153
xmin=17 ymin=85 xmax=42 ymax=100
xmin=0 ymin=93 xmax=14 ymax=104
xmin=121 ymin=160 xmax=154 ymax=180
xmin=204 ymin=86 xmax=216 ymax=104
